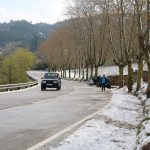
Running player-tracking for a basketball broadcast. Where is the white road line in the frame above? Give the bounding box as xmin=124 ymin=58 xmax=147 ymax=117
xmin=27 ymin=108 xmax=106 ymax=150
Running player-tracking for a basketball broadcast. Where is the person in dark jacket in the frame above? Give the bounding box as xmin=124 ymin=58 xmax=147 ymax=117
xmin=100 ymin=74 xmax=107 ymax=91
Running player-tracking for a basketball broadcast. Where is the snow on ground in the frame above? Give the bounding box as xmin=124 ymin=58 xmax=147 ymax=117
xmin=50 ymin=88 xmax=142 ymax=150
xmin=133 ymin=82 xmax=150 ymax=150
xmin=51 ymin=120 xmax=136 ymax=150
xmin=100 ymin=89 xmax=142 ymax=126
xmin=136 ymin=118 xmax=150 ymax=150
xmin=65 ymin=63 xmax=148 ymax=79
xmin=132 ymin=81 xmax=148 ymax=103
xmin=99 ymin=63 xmax=147 ymax=76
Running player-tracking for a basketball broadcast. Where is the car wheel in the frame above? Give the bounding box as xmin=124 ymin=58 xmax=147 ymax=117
xmin=59 ymin=84 xmax=61 ymax=90
xmin=41 ymin=86 xmax=46 ymax=91
xmin=57 ymin=85 xmax=61 ymax=90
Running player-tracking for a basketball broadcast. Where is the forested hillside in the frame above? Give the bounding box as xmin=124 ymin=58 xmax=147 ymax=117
xmin=0 ymin=20 xmax=66 ymax=53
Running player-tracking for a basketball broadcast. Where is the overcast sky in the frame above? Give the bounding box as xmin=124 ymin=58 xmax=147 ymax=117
xmin=0 ymin=0 xmax=67 ymax=24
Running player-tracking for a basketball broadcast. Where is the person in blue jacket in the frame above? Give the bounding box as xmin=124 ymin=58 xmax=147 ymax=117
xmin=100 ymin=74 xmax=107 ymax=91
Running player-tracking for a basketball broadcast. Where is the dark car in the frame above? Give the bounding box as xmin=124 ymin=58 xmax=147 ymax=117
xmin=41 ymin=72 xmax=61 ymax=91
xmin=106 ymin=78 xmax=111 ymax=89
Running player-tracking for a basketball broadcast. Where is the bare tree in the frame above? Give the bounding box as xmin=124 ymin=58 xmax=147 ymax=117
xmin=107 ymin=0 xmax=137 ymax=91
xmin=135 ymin=0 xmax=150 ymax=97
xmin=66 ymin=0 xmax=110 ymax=80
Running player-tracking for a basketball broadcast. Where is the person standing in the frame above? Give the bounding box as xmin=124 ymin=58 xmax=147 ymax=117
xmin=100 ymin=75 xmax=107 ymax=91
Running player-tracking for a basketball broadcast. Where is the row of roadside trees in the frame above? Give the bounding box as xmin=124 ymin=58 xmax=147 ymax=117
xmin=39 ymin=0 xmax=150 ymax=98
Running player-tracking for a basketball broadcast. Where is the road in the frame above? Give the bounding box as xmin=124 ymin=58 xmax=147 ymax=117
xmin=0 ymin=71 xmax=112 ymax=150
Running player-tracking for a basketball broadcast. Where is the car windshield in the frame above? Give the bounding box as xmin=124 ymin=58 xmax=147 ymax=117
xmin=44 ymin=73 xmax=58 ymax=79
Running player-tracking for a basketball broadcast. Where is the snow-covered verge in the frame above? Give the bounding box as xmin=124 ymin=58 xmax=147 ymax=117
xmin=50 ymin=89 xmax=142 ymax=150
xmin=65 ymin=63 xmax=148 ymax=79
xmin=133 ymin=82 xmax=150 ymax=150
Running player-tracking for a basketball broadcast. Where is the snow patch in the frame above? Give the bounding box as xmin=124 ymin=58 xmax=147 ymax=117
xmin=134 ymin=82 xmax=150 ymax=150
xmin=101 ymin=89 xmax=142 ymax=126
xmin=50 ymin=88 xmax=142 ymax=150
xmin=51 ymin=120 xmax=136 ymax=150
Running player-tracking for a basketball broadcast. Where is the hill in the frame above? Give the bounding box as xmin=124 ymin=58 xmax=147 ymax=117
xmin=0 ymin=20 xmax=66 ymax=54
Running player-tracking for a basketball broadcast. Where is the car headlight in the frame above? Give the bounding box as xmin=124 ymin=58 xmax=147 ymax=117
xmin=53 ymin=81 xmax=58 ymax=83
xmin=42 ymin=80 xmax=46 ymax=83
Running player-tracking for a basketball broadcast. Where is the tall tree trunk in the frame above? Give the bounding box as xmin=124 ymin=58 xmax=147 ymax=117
xmin=119 ymin=65 xmax=124 ymax=88
xmin=61 ymin=70 xmax=62 ymax=78
xmin=86 ymin=63 xmax=89 ymax=81
xmin=136 ymin=58 xmax=143 ymax=91
xmin=82 ymin=62 xmax=85 ymax=80
xmin=82 ymin=57 xmax=85 ymax=80
xmin=64 ymin=70 xmax=66 ymax=78
xmin=55 ymin=66 xmax=57 ymax=72
xmin=69 ymin=64 xmax=71 ymax=79
xmin=79 ymin=65 xmax=81 ymax=78
xmin=128 ymin=62 xmax=133 ymax=92
xmin=147 ymin=63 xmax=150 ymax=98
xmin=95 ymin=65 xmax=98 ymax=78
xmin=63 ymin=65 xmax=65 ymax=78
xmin=74 ymin=64 xmax=76 ymax=78
xmin=82 ymin=67 xmax=85 ymax=80
xmin=146 ymin=0 xmax=150 ymax=98
xmin=90 ymin=62 xmax=93 ymax=78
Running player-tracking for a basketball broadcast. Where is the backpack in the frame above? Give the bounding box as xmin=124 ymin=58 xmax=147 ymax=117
xmin=101 ymin=77 xmax=107 ymax=84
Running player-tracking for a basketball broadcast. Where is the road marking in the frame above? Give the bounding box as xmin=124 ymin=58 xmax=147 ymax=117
xmin=27 ymin=108 xmax=107 ymax=150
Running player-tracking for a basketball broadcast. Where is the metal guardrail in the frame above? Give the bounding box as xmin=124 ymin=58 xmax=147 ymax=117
xmin=0 ymin=81 xmax=38 ymax=92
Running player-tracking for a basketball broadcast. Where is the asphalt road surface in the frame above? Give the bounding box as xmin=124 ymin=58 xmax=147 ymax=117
xmin=0 ymin=71 xmax=112 ymax=150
